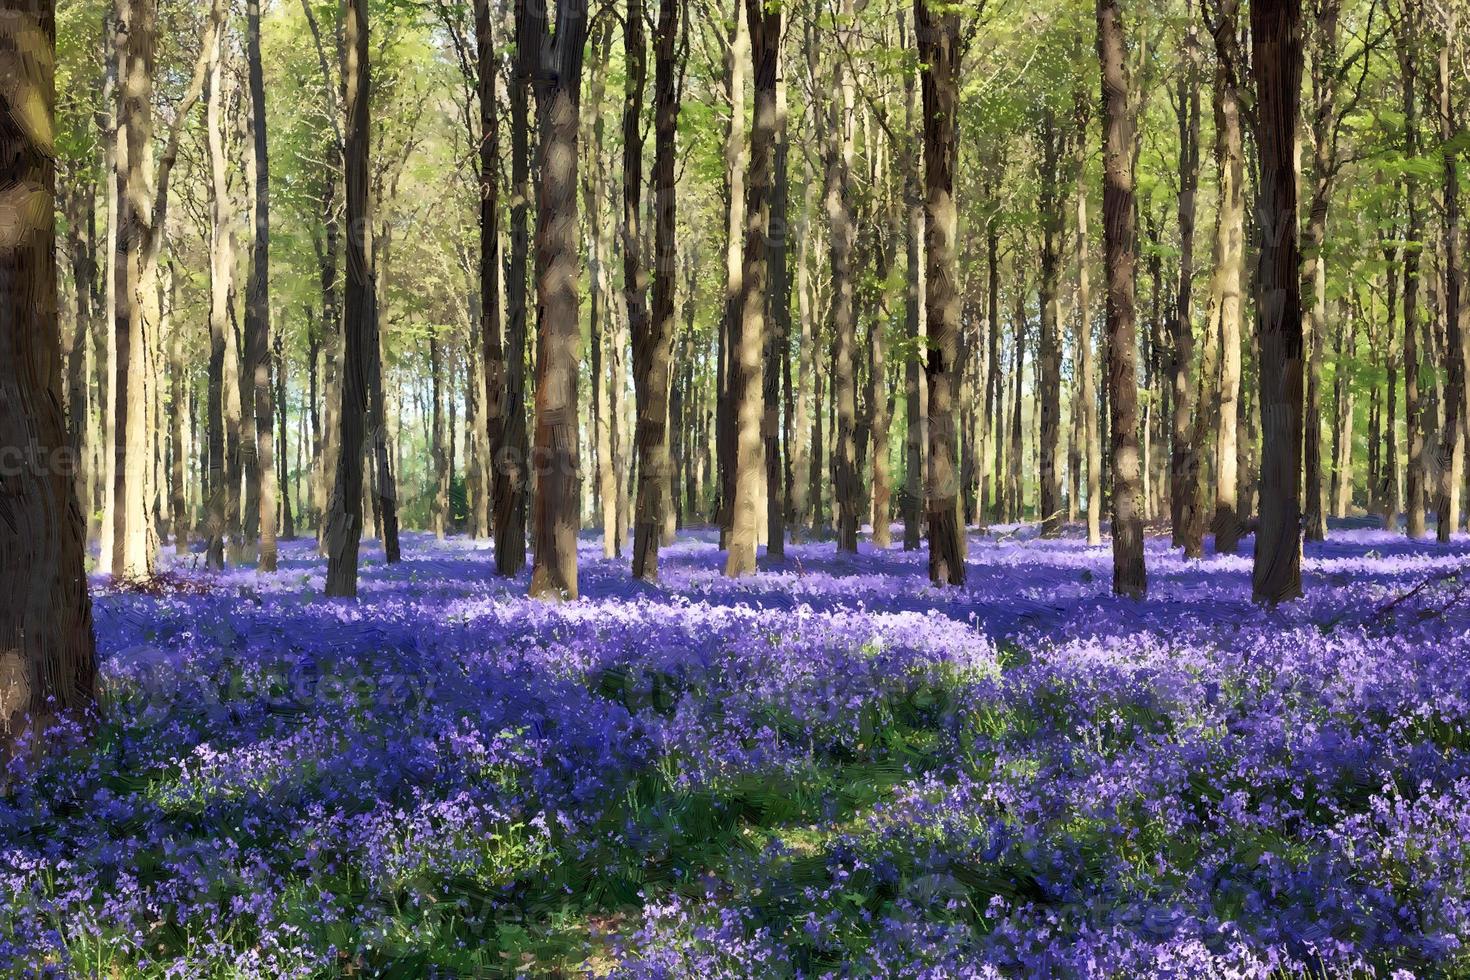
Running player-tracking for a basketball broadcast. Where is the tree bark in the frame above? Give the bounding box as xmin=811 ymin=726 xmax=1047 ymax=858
xmin=1399 ymin=4 xmax=1427 ymax=539
xmin=1097 ymin=0 xmax=1146 ymax=598
xmin=474 ymin=0 xmax=500 ymax=548
xmin=902 ymin=47 xmax=926 ymax=548
xmin=725 ymin=0 xmax=781 ymax=577
xmin=827 ymin=7 xmax=860 ymax=554
xmin=1074 ymin=104 xmax=1102 ymax=545
xmin=1037 ymin=110 xmax=1068 ymax=538
xmin=765 ymin=58 xmax=790 ymax=557
xmin=245 ymin=0 xmax=276 ymax=570
xmin=1209 ymin=55 xmax=1245 ymax=554
xmin=494 ymin=0 xmax=532 ymax=577
xmin=0 ymin=0 xmax=99 ymax=756
xmin=1169 ymin=23 xmax=1202 ymax=550
xmin=325 ymin=0 xmax=372 ymax=598
xmin=633 ymin=0 xmax=682 ymax=580
xmin=1250 ymin=0 xmax=1306 ymax=603
xmin=523 ymin=0 xmax=589 ymax=599
xmin=916 ymin=0 xmax=965 ymax=586
xmin=1436 ymin=13 xmax=1463 ymax=542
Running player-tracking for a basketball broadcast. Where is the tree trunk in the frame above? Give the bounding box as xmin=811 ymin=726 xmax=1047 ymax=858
xmin=902 ymin=47 xmax=926 ymax=549
xmin=325 ymin=0 xmax=371 ymax=598
xmin=1097 ymin=0 xmax=1146 ymax=598
xmin=1210 ymin=55 xmax=1245 ymax=554
xmin=717 ymin=5 xmax=749 ymax=545
xmin=827 ymin=9 xmax=860 ymax=554
xmin=1436 ymin=15 xmax=1463 ymax=542
xmin=915 ymin=0 xmax=965 ymax=586
xmin=725 ymin=0 xmax=780 ymax=576
xmin=479 ymin=0 xmax=508 ymax=555
xmin=1169 ymin=25 xmax=1202 ymax=550
xmin=1037 ymin=111 xmax=1067 ymax=538
xmin=765 ymin=61 xmax=790 ymax=557
xmin=1250 ymin=0 xmax=1306 ymax=603
xmin=1399 ymin=5 xmax=1427 ymax=539
xmin=431 ymin=336 xmax=449 ymax=539
xmin=0 ymin=0 xmax=99 ymax=756
xmin=491 ymin=4 xmax=531 ymax=575
xmin=1074 ymin=111 xmax=1102 ymax=546
xmin=523 ymin=0 xmax=589 ymax=599
xmin=245 ymin=0 xmax=276 ymax=570
xmin=275 ymin=329 xmax=294 ymax=539
xmin=165 ymin=265 xmax=187 ymax=554
xmin=633 ymin=0 xmax=682 ymax=580
xmin=110 ymin=0 xmax=159 ymax=582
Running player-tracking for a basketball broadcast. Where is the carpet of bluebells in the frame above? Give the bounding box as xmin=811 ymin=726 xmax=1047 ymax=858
xmin=5 ymin=522 xmax=1470 ymax=978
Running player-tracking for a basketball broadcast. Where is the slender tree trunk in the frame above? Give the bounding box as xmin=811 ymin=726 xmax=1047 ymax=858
xmin=523 ymin=0 xmax=589 ymax=599
xmin=275 ymin=329 xmax=294 ymax=539
xmin=0 ymin=0 xmax=98 ymax=756
xmin=204 ymin=26 xmax=232 ymax=570
xmin=765 ymin=61 xmax=790 ymax=557
xmin=165 ymin=266 xmax=187 ymax=554
xmin=1097 ymin=0 xmax=1146 ymax=598
xmin=717 ymin=6 xmax=749 ymax=545
xmin=241 ymin=0 xmax=276 ymax=570
xmin=325 ymin=0 xmax=371 ymax=597
xmin=474 ymin=0 xmax=501 ymax=550
xmin=725 ymin=0 xmax=780 ymax=576
xmin=1399 ymin=5 xmax=1427 ymax=539
xmin=828 ymin=7 xmax=860 ymax=554
xmin=431 ymin=336 xmax=449 ymax=539
xmin=1436 ymin=15 xmax=1463 ymax=541
xmin=916 ymin=0 xmax=965 ymax=586
xmin=1074 ymin=117 xmax=1102 ymax=545
xmin=1170 ymin=25 xmax=1202 ymax=549
xmin=1037 ymin=112 xmax=1067 ymax=538
xmin=110 ymin=0 xmax=159 ymax=582
xmin=902 ymin=47 xmax=926 ymax=549
xmin=1250 ymin=0 xmax=1306 ymax=603
xmin=1211 ymin=57 xmax=1245 ymax=554
xmin=493 ymin=0 xmax=532 ymax=576
xmin=633 ymin=0 xmax=682 ymax=580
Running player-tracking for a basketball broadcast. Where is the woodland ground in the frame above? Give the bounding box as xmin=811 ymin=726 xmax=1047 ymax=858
xmin=4 ymin=522 xmax=1470 ymax=977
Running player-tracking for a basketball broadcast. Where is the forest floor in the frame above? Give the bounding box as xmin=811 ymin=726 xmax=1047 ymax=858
xmin=5 ymin=522 xmax=1470 ymax=977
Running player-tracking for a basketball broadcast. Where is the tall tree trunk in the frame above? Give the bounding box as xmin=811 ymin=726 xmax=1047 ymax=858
xmin=1210 ymin=56 xmax=1245 ymax=554
xmin=275 ymin=329 xmax=294 ymax=539
xmin=1037 ymin=111 xmax=1067 ymax=538
xmin=826 ymin=9 xmax=860 ymax=553
xmin=1399 ymin=4 xmax=1427 ymax=538
xmin=204 ymin=23 xmax=232 ymax=570
xmin=523 ymin=0 xmax=589 ymax=599
xmin=165 ymin=265 xmax=187 ymax=554
xmin=633 ymin=0 xmax=682 ymax=580
xmin=1097 ymin=0 xmax=1146 ymax=598
xmin=431 ymin=336 xmax=449 ymax=539
xmin=245 ymin=0 xmax=276 ymax=570
xmin=765 ymin=59 xmax=790 ymax=557
xmin=717 ymin=5 xmax=749 ymax=545
xmin=915 ymin=0 xmax=965 ymax=586
xmin=1074 ymin=106 xmax=1102 ymax=545
xmin=325 ymin=0 xmax=371 ymax=598
xmin=494 ymin=0 xmax=532 ymax=576
xmin=725 ymin=0 xmax=780 ymax=576
xmin=110 ymin=0 xmax=159 ymax=581
xmin=1436 ymin=13 xmax=1463 ymax=542
xmin=902 ymin=46 xmax=926 ymax=549
xmin=1170 ymin=23 xmax=1202 ymax=549
xmin=475 ymin=0 xmax=502 ymax=550
xmin=1250 ymin=0 xmax=1306 ymax=603
xmin=0 ymin=0 xmax=99 ymax=755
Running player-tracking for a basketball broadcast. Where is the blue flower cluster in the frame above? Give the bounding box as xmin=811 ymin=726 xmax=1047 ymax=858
xmin=2 ymin=525 xmax=1468 ymax=977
